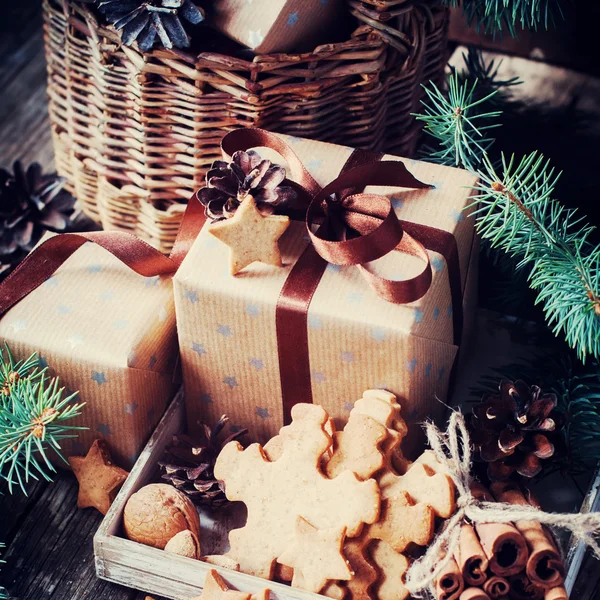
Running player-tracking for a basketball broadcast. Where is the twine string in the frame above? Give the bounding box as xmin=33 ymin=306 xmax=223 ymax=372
xmin=404 ymin=411 xmax=600 ymax=598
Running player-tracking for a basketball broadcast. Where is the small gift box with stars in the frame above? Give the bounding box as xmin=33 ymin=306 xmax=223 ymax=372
xmin=0 ymin=238 xmax=179 ymax=469
xmin=212 ymin=0 xmax=343 ymax=54
xmin=175 ymin=133 xmax=479 ymax=456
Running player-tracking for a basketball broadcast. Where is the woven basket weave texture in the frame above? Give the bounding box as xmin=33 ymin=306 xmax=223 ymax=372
xmin=43 ymin=0 xmax=449 ymax=253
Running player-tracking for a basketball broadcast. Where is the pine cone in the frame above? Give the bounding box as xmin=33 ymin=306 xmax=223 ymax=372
xmin=469 ymin=379 xmax=558 ymax=481
xmin=159 ymin=416 xmax=247 ymax=507
xmin=93 ymin=0 xmax=205 ymax=51
xmin=198 ymin=150 xmax=298 ymax=222
xmin=0 ymin=162 xmax=76 ymax=278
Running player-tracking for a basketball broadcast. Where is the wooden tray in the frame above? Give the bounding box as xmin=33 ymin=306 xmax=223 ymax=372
xmin=94 ymin=389 xmax=329 ymax=600
xmin=94 ymin=386 xmax=598 ymax=599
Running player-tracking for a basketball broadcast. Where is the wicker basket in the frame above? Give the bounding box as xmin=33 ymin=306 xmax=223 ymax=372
xmin=43 ymin=0 xmax=449 ymax=253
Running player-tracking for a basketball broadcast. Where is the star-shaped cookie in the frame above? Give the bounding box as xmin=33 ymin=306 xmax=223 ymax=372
xmin=277 ymin=516 xmax=352 ymax=593
xmin=68 ymin=439 xmax=129 ymax=515
xmin=208 ymin=196 xmax=290 ymax=275
xmin=188 ymin=570 xmax=270 ymax=600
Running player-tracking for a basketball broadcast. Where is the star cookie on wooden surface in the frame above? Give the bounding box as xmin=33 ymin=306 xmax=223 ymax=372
xmin=68 ymin=439 xmax=129 ymax=515
xmin=188 ymin=570 xmax=270 ymax=600
xmin=208 ymin=196 xmax=290 ymax=275
xmin=277 ymin=516 xmax=352 ymax=593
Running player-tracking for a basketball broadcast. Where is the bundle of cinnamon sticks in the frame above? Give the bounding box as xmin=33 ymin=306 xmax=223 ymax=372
xmin=434 ymin=482 xmax=568 ymax=600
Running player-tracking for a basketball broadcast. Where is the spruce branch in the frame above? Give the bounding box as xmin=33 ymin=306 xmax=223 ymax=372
xmin=443 ymin=0 xmax=564 ymax=37
xmin=0 ymin=344 xmax=85 ymax=495
xmin=471 ymin=153 xmax=600 ymax=361
xmin=415 ymin=59 xmax=600 ymax=362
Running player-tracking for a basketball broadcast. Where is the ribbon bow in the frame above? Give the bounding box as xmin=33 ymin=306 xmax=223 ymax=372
xmin=221 ymin=128 xmax=438 ymax=306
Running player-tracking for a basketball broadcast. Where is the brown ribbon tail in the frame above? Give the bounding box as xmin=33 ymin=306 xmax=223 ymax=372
xmin=0 ymin=231 xmax=176 ymax=318
xmin=220 ymin=128 xmax=322 ymax=196
xmin=169 ymin=191 xmax=209 ymax=267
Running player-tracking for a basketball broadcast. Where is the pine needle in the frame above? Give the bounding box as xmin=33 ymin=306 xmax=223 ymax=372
xmin=0 ymin=343 xmax=86 ymax=495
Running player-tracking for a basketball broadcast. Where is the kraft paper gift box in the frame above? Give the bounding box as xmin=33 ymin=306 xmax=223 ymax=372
xmin=174 ymin=133 xmax=479 ymax=456
xmin=0 ymin=240 xmax=179 ymax=469
xmin=213 ymin=0 xmax=344 ymax=54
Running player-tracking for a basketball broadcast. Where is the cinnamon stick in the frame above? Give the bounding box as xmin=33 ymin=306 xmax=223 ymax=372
xmin=544 ymin=586 xmax=569 ymax=600
xmin=454 ymin=524 xmax=489 ymax=586
xmin=483 ymin=575 xmax=510 ymax=599
xmin=435 ymin=556 xmax=465 ymax=600
xmin=471 ymin=483 xmax=529 ymax=577
xmin=491 ymin=483 xmax=565 ymax=589
xmin=509 ymin=574 xmax=544 ymax=600
xmin=459 ymin=588 xmax=491 ymax=600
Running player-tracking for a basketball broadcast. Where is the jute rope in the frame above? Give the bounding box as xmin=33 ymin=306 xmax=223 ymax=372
xmin=404 ymin=411 xmax=600 ymax=598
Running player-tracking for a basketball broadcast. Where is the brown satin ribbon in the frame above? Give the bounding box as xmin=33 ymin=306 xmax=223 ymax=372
xmin=219 ymin=129 xmax=463 ymax=422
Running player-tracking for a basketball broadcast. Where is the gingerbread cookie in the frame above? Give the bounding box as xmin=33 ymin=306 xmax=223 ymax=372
xmin=189 ymin=569 xmax=270 ymax=600
xmin=277 ymin=516 xmax=352 ymax=593
xmin=214 ymin=403 xmax=380 ymax=580
xmin=342 ymin=537 xmax=379 ymax=600
xmin=370 ymin=540 xmax=410 ymax=600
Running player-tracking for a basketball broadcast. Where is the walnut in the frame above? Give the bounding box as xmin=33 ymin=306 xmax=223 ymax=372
xmin=164 ymin=529 xmax=201 ymax=559
xmin=123 ymin=484 xmax=200 ymax=549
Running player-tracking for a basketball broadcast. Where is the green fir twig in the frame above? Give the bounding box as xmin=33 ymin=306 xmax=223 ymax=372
xmin=443 ymin=0 xmax=564 ymax=37
xmin=414 ymin=56 xmax=600 ymax=362
xmin=0 ymin=344 xmax=86 ymax=495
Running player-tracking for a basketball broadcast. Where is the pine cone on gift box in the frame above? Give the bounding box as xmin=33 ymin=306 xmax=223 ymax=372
xmin=159 ymin=416 xmax=247 ymax=507
xmin=0 ymin=161 xmax=76 ymax=280
xmin=90 ymin=0 xmax=206 ymax=51
xmin=198 ymin=150 xmax=298 ymax=222
xmin=469 ymin=379 xmax=558 ymax=481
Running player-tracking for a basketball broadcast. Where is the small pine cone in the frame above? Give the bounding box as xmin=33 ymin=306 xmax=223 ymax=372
xmin=158 ymin=416 xmax=247 ymax=507
xmin=469 ymin=379 xmax=558 ymax=481
xmin=197 ymin=150 xmax=297 ymax=222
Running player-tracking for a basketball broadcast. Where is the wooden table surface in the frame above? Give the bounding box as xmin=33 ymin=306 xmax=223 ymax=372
xmin=1 ymin=2 xmax=600 ymax=599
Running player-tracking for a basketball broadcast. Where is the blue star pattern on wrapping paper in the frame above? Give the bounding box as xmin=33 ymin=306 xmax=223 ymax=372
xmin=287 ymin=11 xmax=299 ymax=27
xmin=184 ymin=289 xmax=199 ymax=304
xmin=432 ymin=257 xmax=445 ymax=272
xmin=250 ymin=357 xmax=265 ymax=371
xmin=217 ymin=324 xmax=233 ymax=337
xmin=10 ymin=320 xmax=27 ymax=333
xmin=450 ymin=209 xmax=464 ymax=224
xmin=344 ymin=401 xmax=354 ymax=412
xmin=201 ymin=393 xmax=213 ymax=404
xmin=245 ymin=303 xmax=260 ymax=318
xmin=92 ymin=371 xmax=108 ymax=386
xmin=87 ymin=264 xmax=102 ymax=274
xmin=371 ymin=328 xmax=387 ymax=343
xmin=113 ymin=320 xmax=128 ymax=330
xmin=308 ymin=315 xmax=323 ymax=330
xmin=192 ymin=342 xmax=207 ymax=356
xmin=145 ymin=275 xmax=160 ymax=287
xmin=149 ymin=355 xmax=158 ymax=369
xmin=256 ymin=407 xmax=270 ymax=420
xmin=97 ymin=423 xmax=112 ymax=436
xmin=125 ymin=403 xmax=138 ymax=415
xmin=433 ymin=306 xmax=440 ymax=320
xmin=312 ymin=370 xmax=326 ymax=384
xmin=346 ymin=292 xmax=364 ymax=303
xmin=413 ymin=308 xmax=424 ymax=323
xmin=44 ymin=276 xmax=59 ymax=288
xmin=57 ymin=305 xmax=72 ymax=315
xmin=447 ymin=305 xmax=453 ymax=317
xmin=425 ymin=363 xmax=432 ymax=377
xmin=38 ymin=356 xmax=48 ymax=369
xmin=326 ymin=263 xmax=341 ymax=273
xmin=100 ymin=290 xmax=114 ymax=301
xmin=438 ymin=367 xmax=446 ymax=381
xmin=391 ymin=197 xmax=404 ymax=210
xmin=340 ymin=351 xmax=355 ymax=364
xmin=224 ymin=376 xmax=238 ymax=389
xmin=306 ymin=158 xmax=323 ymax=171
xmin=405 ymin=358 xmax=417 ymax=373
